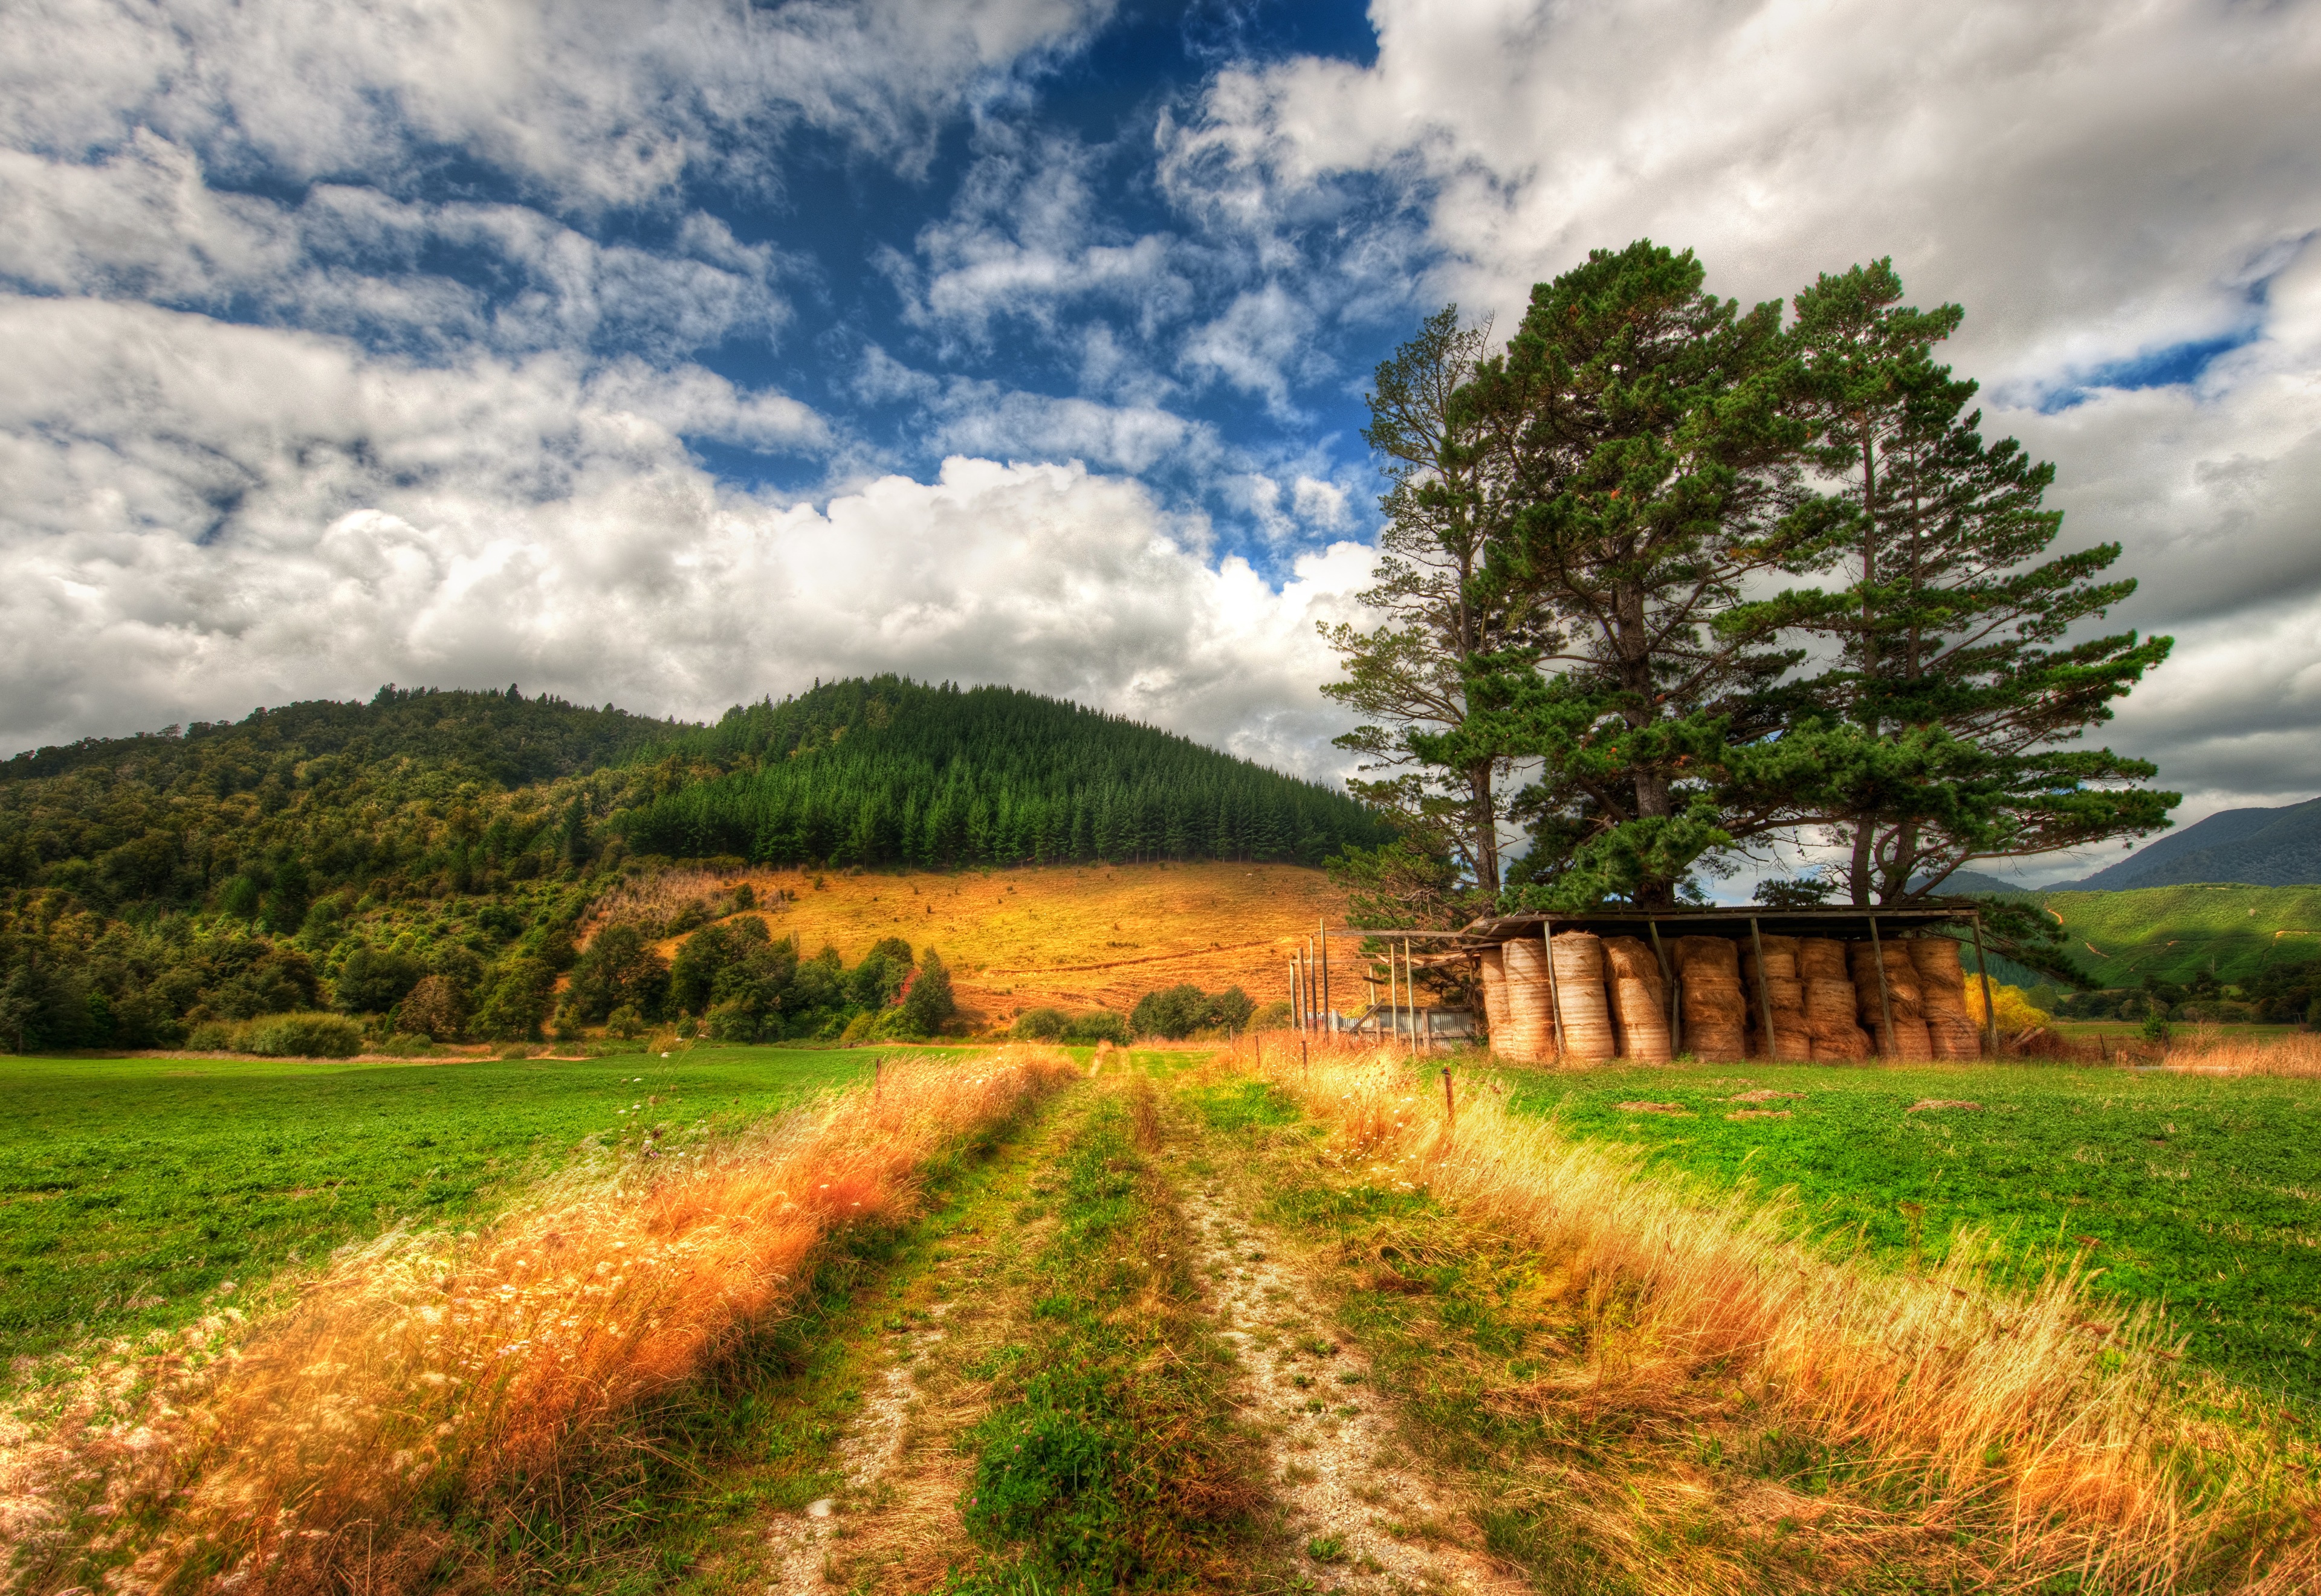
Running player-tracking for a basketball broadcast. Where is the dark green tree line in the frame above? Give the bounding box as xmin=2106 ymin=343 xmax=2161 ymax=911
xmin=616 ymin=677 xmax=1392 ymax=868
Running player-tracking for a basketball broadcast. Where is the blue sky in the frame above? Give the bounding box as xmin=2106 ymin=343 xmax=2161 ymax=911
xmin=2 ymin=0 xmax=2319 ymax=884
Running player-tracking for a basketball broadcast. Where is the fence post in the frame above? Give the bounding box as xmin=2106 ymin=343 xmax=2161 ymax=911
xmin=1442 ymin=1064 xmax=1455 ymax=1132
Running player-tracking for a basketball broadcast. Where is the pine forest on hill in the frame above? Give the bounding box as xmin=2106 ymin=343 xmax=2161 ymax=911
xmin=620 ymin=677 xmax=1389 ymax=869
xmin=0 ymin=677 xmax=1382 ymax=1053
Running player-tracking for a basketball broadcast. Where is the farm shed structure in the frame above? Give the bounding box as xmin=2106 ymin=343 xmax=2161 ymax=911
xmin=1295 ymin=905 xmax=1998 ymax=1064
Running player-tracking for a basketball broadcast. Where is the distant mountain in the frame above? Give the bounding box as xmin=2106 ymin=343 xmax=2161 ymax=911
xmin=1910 ymin=868 xmax=2037 ymax=897
xmin=2062 ymin=797 xmax=2321 ymax=890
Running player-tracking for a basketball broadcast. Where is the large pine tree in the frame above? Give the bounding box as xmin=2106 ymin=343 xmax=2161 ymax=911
xmin=1443 ymin=241 xmax=1823 ymax=909
xmin=1767 ymin=261 xmax=2177 ymax=902
xmin=1321 ymin=307 xmax=1522 ymax=894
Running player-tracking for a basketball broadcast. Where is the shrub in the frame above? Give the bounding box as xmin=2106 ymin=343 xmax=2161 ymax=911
xmin=1252 ymin=1000 xmax=1292 ymax=1029
xmin=1012 ymin=1006 xmax=1070 ymax=1041
xmin=1130 ymin=983 xmax=1254 ymax=1039
xmin=606 ymin=1004 xmax=647 ymax=1039
xmin=704 ymin=999 xmax=761 ymax=1042
xmin=192 ymin=1012 xmax=366 ymax=1058
xmin=1063 ymin=1010 xmax=1130 ymax=1047
xmin=1131 ymin=984 xmax=1209 ymax=1039
xmin=898 ymin=949 xmax=956 ymax=1036
xmin=397 ymin=975 xmax=467 ymax=1043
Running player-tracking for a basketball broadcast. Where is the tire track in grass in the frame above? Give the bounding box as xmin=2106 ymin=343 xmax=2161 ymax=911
xmin=752 ymin=1081 xmax=1093 ymax=1592
xmin=1179 ymin=1113 xmax=1533 ymax=1594
xmin=922 ymin=1073 xmax=1288 ymax=1593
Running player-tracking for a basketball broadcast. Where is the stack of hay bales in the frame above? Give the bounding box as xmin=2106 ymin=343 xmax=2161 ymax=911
xmin=1741 ymin=934 xmax=1812 ymax=1060
xmin=1672 ymin=935 xmax=1748 ymax=1060
xmin=1499 ymin=937 xmax=1554 ymax=1062
xmin=1850 ymin=942 xmax=1934 ymax=1060
xmin=1602 ymin=935 xmax=1672 ymax=1062
xmin=1906 ymin=937 xmax=1983 ymax=1059
xmin=1475 ymin=946 xmax=1512 ymax=1050
xmin=1798 ymin=939 xmax=1873 ymax=1059
xmin=1550 ymin=931 xmax=1618 ymax=1061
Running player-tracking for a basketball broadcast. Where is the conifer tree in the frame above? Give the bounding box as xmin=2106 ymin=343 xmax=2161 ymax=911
xmin=1321 ymin=307 xmax=1520 ymax=893
xmin=1769 ymin=261 xmax=2177 ymax=903
xmin=1442 ymin=241 xmax=1823 ymax=909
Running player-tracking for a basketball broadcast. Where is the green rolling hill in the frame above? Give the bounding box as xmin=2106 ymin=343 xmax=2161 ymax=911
xmin=2039 ymin=884 xmax=2321 ymax=987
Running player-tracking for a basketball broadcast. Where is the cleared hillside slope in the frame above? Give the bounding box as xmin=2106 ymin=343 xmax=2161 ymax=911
xmin=639 ymin=861 xmax=1350 ymax=1029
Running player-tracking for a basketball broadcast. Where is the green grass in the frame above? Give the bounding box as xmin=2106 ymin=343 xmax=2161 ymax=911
xmin=2044 ymin=883 xmax=2321 ymax=986
xmin=1499 ymin=1059 xmax=2321 ymax=1405
xmin=949 ymin=1082 xmax=1264 ymax=1593
xmin=0 ymin=1045 xmax=901 ymax=1368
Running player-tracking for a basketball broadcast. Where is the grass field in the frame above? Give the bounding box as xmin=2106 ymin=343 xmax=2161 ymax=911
xmin=2044 ymin=883 xmax=2321 ymax=986
xmin=1500 ymin=1058 xmax=2321 ymax=1404
xmin=0 ymin=1047 xmax=887 ymax=1367
xmin=627 ymin=861 xmax=1349 ymax=1027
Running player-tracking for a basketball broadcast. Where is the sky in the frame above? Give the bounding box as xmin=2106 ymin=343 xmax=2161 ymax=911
xmin=2 ymin=0 xmax=2317 ymax=887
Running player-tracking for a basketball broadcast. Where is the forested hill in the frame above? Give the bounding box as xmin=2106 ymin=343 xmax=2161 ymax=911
xmin=0 ymin=677 xmax=1387 ymax=1053
xmin=618 ymin=677 xmax=1393 ymax=868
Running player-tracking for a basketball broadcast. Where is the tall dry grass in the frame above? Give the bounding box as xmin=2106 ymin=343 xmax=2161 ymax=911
xmin=0 ymin=1048 xmax=1076 ymax=1594
xmin=2161 ymin=1029 xmax=2321 ymax=1079
xmin=1223 ymin=1034 xmax=2319 ymax=1592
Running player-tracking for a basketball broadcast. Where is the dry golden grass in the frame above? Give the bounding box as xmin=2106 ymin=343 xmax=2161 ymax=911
xmin=1219 ymin=1034 xmax=2321 ymax=1592
xmin=629 ymin=862 xmax=1350 ymax=1028
xmin=2161 ymin=1030 xmax=2321 ymax=1078
xmin=0 ymin=1049 xmax=1076 ymax=1595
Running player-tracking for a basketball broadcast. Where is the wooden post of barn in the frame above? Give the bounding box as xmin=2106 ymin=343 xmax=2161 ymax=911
xmin=1867 ymin=913 xmax=1896 ymax=1058
xmin=1541 ymin=917 xmax=1565 ymax=1063
xmin=1749 ymin=916 xmax=1779 ymax=1062
xmin=1647 ymin=918 xmax=1678 ymax=1033
xmin=1970 ymin=911 xmax=2000 ymax=1058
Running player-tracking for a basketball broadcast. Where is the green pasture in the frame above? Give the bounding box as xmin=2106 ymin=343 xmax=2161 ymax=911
xmin=2045 ymin=883 xmax=2321 ymax=986
xmin=1501 ymin=1059 xmax=2321 ymax=1404
xmin=0 ymin=1047 xmax=892 ymax=1370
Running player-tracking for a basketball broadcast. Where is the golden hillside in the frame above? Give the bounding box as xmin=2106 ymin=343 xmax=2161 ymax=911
xmin=638 ymin=862 xmax=1351 ymax=1029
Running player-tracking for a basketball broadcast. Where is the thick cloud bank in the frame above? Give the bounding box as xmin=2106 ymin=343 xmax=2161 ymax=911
xmin=0 ymin=297 xmax=1368 ymax=772
xmin=2 ymin=0 xmax=2318 ymax=871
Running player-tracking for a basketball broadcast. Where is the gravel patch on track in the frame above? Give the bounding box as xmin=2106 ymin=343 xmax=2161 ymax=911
xmin=1182 ymin=1181 xmax=1528 ymax=1594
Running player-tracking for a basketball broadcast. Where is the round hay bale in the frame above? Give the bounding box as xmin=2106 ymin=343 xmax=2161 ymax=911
xmin=1611 ymin=975 xmax=1672 ymax=1062
xmin=1749 ymin=1022 xmax=1813 ymax=1061
xmin=1476 ymin=947 xmax=1512 ymax=1045
xmin=1797 ymin=938 xmax=1850 ymax=980
xmin=1925 ymin=1013 xmax=1982 ymax=1060
xmin=1674 ymin=935 xmax=1740 ymax=976
xmin=1905 ymin=938 xmax=1972 ymax=1017
xmin=1550 ymin=931 xmax=1617 ymax=1061
xmin=1878 ymin=1015 xmax=1935 ymax=1061
xmin=1602 ymin=934 xmax=1667 ymax=996
xmin=1848 ymin=945 xmax=1924 ymax=1021
xmin=1743 ymin=934 xmax=1800 ymax=984
xmin=1758 ymin=975 xmax=1805 ymax=1014
xmin=1808 ymin=1019 xmax=1872 ymax=1059
xmin=1499 ymin=937 xmax=1553 ymax=1062
xmin=1683 ymin=972 xmax=1749 ymax=1021
xmin=1804 ymin=976 xmax=1860 ymax=1022
xmin=1684 ymin=1020 xmax=1749 ymax=1061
